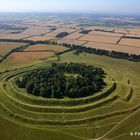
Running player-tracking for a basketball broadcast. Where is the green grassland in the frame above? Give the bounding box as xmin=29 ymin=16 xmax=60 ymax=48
xmin=0 ymin=46 xmax=140 ymax=140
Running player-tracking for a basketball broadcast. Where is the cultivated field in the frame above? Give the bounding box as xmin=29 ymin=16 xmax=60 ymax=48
xmin=84 ymin=41 xmax=140 ymax=54
xmin=22 ymin=27 xmax=52 ymax=35
xmin=65 ymin=31 xmax=83 ymax=40
xmin=119 ymin=38 xmax=140 ymax=47
xmin=0 ymin=51 xmax=55 ymax=70
xmin=0 ymin=42 xmax=26 ymax=56
xmin=57 ymin=38 xmax=86 ymax=46
xmin=0 ymin=34 xmax=30 ymax=40
xmin=24 ymin=44 xmax=69 ymax=52
xmin=25 ymin=35 xmax=55 ymax=41
xmin=78 ymin=34 xmax=120 ymax=44
xmin=89 ymin=30 xmax=123 ymax=37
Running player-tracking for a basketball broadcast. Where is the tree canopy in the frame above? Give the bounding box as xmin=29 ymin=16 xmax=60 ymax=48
xmin=16 ymin=63 xmax=106 ymax=99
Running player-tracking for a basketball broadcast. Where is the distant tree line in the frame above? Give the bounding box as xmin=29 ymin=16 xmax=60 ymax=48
xmin=62 ymin=43 xmax=140 ymax=62
xmin=16 ymin=63 xmax=106 ymax=99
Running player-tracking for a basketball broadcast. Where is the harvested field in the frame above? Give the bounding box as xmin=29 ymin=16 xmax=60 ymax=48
xmin=24 ymin=44 xmax=69 ymax=52
xmin=119 ymin=38 xmax=140 ymax=47
xmin=4 ymin=51 xmax=54 ymax=63
xmin=128 ymin=29 xmax=140 ymax=35
xmin=0 ymin=29 xmax=19 ymax=34
xmin=114 ymin=28 xmax=128 ymax=34
xmin=89 ymin=31 xmax=122 ymax=37
xmin=84 ymin=41 xmax=140 ymax=55
xmin=78 ymin=34 xmax=120 ymax=44
xmin=57 ymin=38 xmax=86 ymax=46
xmin=46 ymin=28 xmax=77 ymax=37
xmin=65 ymin=31 xmax=83 ymax=40
xmin=0 ymin=42 xmax=26 ymax=56
xmin=25 ymin=35 xmax=55 ymax=41
xmin=0 ymin=34 xmax=30 ymax=40
xmin=22 ymin=27 xmax=51 ymax=35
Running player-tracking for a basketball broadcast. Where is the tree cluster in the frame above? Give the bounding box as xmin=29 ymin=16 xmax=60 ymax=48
xmin=56 ymin=32 xmax=69 ymax=38
xmin=16 ymin=63 xmax=106 ymax=99
xmin=80 ymin=30 xmax=92 ymax=34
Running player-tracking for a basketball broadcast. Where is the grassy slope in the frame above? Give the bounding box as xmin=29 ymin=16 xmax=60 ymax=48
xmin=0 ymin=50 xmax=140 ymax=140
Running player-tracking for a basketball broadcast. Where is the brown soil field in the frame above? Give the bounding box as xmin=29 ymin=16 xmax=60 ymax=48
xmin=89 ymin=31 xmax=122 ymax=37
xmin=119 ymin=38 xmax=140 ymax=47
xmin=64 ymin=31 xmax=83 ymax=40
xmin=25 ymin=36 xmax=55 ymax=41
xmin=0 ymin=34 xmax=30 ymax=40
xmin=24 ymin=44 xmax=69 ymax=52
xmin=78 ymin=34 xmax=120 ymax=44
xmin=0 ymin=29 xmax=19 ymax=34
xmin=22 ymin=27 xmax=51 ymax=35
xmin=6 ymin=51 xmax=54 ymax=63
xmin=57 ymin=38 xmax=86 ymax=46
xmin=0 ymin=42 xmax=26 ymax=56
xmin=84 ymin=41 xmax=140 ymax=55
xmin=46 ymin=28 xmax=77 ymax=37
xmin=114 ymin=28 xmax=128 ymax=34
xmin=128 ymin=29 xmax=140 ymax=35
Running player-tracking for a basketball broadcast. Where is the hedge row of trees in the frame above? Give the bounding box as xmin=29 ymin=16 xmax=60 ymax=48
xmin=56 ymin=32 xmax=69 ymax=38
xmin=62 ymin=43 xmax=140 ymax=62
xmin=16 ymin=63 xmax=106 ymax=99
xmin=0 ymin=39 xmax=139 ymax=62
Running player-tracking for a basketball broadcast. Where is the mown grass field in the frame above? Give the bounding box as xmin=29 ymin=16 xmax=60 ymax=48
xmin=0 ymin=46 xmax=140 ymax=140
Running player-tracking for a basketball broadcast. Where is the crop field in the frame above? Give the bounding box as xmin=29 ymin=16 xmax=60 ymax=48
xmin=22 ymin=27 xmax=52 ymax=35
xmin=0 ymin=29 xmax=19 ymax=34
xmin=0 ymin=34 xmax=30 ymax=40
xmin=57 ymin=38 xmax=86 ymax=45
xmin=65 ymin=31 xmax=83 ymax=40
xmin=119 ymin=38 xmax=140 ymax=47
xmin=24 ymin=44 xmax=69 ymax=52
xmin=84 ymin=41 xmax=140 ymax=55
xmin=89 ymin=31 xmax=123 ymax=37
xmin=0 ymin=42 xmax=26 ymax=57
xmin=78 ymin=34 xmax=120 ymax=44
xmin=128 ymin=29 xmax=140 ymax=35
xmin=25 ymin=35 xmax=55 ymax=41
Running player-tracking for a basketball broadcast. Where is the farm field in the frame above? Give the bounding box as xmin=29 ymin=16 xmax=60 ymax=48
xmin=65 ymin=31 xmax=83 ymax=40
xmin=25 ymin=35 xmax=55 ymax=41
xmin=2 ymin=52 xmax=54 ymax=67
xmin=0 ymin=34 xmax=30 ymax=40
xmin=21 ymin=27 xmax=52 ymax=35
xmin=78 ymin=34 xmax=120 ymax=44
xmin=89 ymin=30 xmax=123 ymax=37
xmin=0 ymin=42 xmax=26 ymax=56
xmin=119 ymin=38 xmax=140 ymax=47
xmin=24 ymin=44 xmax=70 ymax=52
xmin=84 ymin=41 xmax=140 ymax=55
xmin=57 ymin=38 xmax=86 ymax=45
